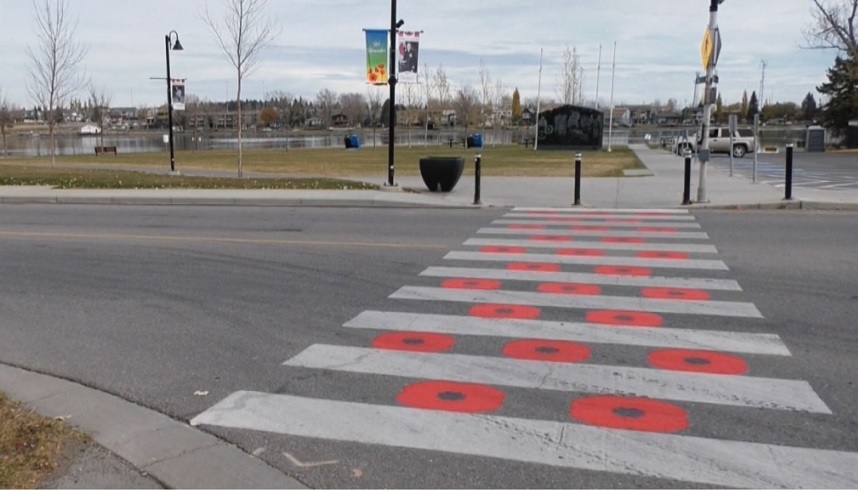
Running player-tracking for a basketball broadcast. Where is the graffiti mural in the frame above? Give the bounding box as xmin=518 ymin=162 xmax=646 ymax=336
xmin=537 ymin=105 xmax=604 ymax=149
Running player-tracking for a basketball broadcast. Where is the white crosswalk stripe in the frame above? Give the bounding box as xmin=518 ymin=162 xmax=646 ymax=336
xmin=494 ymin=218 xmax=702 ymax=228
xmin=419 ymin=266 xmax=742 ymax=290
xmin=390 ymin=286 xmax=762 ymax=317
xmin=190 ymin=391 xmax=858 ymax=489
xmin=464 ymin=237 xmax=719 ymax=253
xmin=192 ymin=208 xmax=852 ymax=487
xmin=445 ymin=250 xmax=728 ymax=270
xmin=479 ymin=227 xmax=710 ymax=239
xmin=344 ymin=311 xmax=790 ymax=355
xmin=283 ymin=344 xmax=823 ymax=411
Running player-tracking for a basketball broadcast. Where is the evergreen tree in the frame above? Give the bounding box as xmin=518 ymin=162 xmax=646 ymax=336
xmin=800 ymin=92 xmax=819 ymax=121
xmin=747 ymin=91 xmax=760 ymax=122
xmin=816 ymin=56 xmax=858 ymax=136
xmin=512 ymin=88 xmax=522 ymax=124
xmin=740 ymin=90 xmax=749 ymax=121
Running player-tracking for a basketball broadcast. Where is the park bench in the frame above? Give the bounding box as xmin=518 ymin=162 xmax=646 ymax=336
xmin=94 ymin=146 xmax=118 ymax=156
xmin=521 ymin=138 xmax=534 ymax=148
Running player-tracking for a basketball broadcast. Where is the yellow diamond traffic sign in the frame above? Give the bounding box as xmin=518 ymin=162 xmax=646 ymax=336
xmin=701 ymin=28 xmax=713 ymax=70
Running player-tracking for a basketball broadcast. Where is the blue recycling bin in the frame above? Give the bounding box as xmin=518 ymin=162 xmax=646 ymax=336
xmin=466 ymin=133 xmax=483 ymax=149
xmin=349 ymin=134 xmax=361 ymax=149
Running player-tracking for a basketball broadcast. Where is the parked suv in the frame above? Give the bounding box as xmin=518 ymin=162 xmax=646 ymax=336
xmin=673 ymin=127 xmax=756 ymax=157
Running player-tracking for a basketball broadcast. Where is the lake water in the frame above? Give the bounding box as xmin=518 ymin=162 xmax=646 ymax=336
xmin=1 ymin=127 xmax=806 ymax=158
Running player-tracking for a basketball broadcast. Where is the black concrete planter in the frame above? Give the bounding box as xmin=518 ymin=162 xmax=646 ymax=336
xmin=419 ymin=156 xmax=465 ymax=192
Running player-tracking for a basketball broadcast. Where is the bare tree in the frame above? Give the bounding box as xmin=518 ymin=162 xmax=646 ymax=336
xmin=0 ymin=87 xmax=14 ymax=158
xmin=401 ymin=81 xmax=420 ymax=147
xmin=366 ymin=86 xmax=382 ymax=148
xmin=26 ymin=0 xmax=87 ymax=166
xmin=803 ymin=0 xmax=858 ymax=58
xmin=556 ymin=45 xmax=582 ymax=105
xmin=478 ymin=59 xmax=493 ymax=128
xmin=492 ymin=78 xmax=505 ymax=145
xmin=423 ymin=62 xmax=432 ymax=146
xmin=315 ymin=88 xmax=337 ymax=128
xmin=87 ymin=83 xmax=112 ymax=148
xmin=338 ymin=92 xmax=365 ymax=128
xmin=203 ymin=0 xmax=279 ymax=177
xmin=453 ymin=85 xmax=480 ymax=133
xmin=432 ymin=65 xmax=451 ymax=138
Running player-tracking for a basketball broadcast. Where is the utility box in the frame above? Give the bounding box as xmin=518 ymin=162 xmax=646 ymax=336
xmin=806 ymin=126 xmax=826 ymax=152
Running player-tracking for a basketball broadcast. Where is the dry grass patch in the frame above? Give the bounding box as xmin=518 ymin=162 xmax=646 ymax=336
xmin=0 ymin=392 xmax=84 ymax=489
xmin=2 ymin=145 xmax=643 ymax=180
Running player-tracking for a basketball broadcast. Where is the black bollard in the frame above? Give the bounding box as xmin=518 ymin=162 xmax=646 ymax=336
xmin=574 ymin=153 xmax=582 ymax=206
xmin=473 ymin=153 xmax=482 ymax=205
xmin=682 ymin=151 xmax=692 ymax=205
xmin=784 ymin=144 xmax=794 ymax=200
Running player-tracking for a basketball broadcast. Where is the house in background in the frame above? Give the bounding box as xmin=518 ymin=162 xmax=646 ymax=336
xmin=79 ymin=124 xmax=102 ymax=135
xmin=603 ymin=107 xmax=632 ymax=127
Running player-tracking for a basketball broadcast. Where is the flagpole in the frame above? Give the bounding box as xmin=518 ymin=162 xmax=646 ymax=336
xmin=594 ymin=44 xmax=602 ymax=109
xmin=607 ymin=41 xmax=616 ymax=152
xmin=534 ymin=48 xmax=543 ymax=151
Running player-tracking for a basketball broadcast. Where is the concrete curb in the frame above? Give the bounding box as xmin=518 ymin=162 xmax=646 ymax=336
xmin=687 ymin=200 xmax=858 ymax=211
xmin=0 ymin=364 xmax=307 ymax=489
xmin=0 ymin=195 xmax=480 ymax=209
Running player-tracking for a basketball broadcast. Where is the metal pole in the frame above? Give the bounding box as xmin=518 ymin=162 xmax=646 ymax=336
xmin=534 ymin=48 xmax=543 ymax=150
xmin=607 ymin=41 xmax=616 ymax=152
xmin=682 ymin=151 xmax=692 ymax=205
xmin=473 ymin=153 xmax=482 ymax=205
xmin=594 ymin=44 xmax=601 ymax=109
xmin=165 ymin=34 xmax=175 ymax=173
xmin=784 ymin=144 xmax=794 ymax=200
xmin=697 ymin=0 xmax=720 ymax=203
xmin=753 ymin=113 xmax=759 ymax=182
xmin=573 ymin=153 xmax=582 ymax=206
xmin=387 ymin=0 xmax=397 ymax=186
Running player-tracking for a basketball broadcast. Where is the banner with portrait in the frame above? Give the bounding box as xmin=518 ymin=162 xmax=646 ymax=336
xmin=171 ymin=79 xmax=186 ymax=111
xmin=364 ymin=29 xmax=388 ymax=85
xmin=397 ymin=31 xmax=420 ymax=84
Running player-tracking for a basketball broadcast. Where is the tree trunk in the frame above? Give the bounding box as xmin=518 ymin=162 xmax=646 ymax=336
xmin=237 ymin=78 xmax=243 ymax=178
xmin=49 ymin=120 xmax=56 ymax=167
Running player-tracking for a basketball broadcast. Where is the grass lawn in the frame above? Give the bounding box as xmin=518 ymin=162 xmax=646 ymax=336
xmin=0 ymin=145 xmax=643 ymax=189
xmin=0 ymin=392 xmax=84 ymax=488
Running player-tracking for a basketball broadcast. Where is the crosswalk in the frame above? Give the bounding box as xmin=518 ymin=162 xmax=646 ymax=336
xmin=191 ymin=207 xmax=858 ymax=488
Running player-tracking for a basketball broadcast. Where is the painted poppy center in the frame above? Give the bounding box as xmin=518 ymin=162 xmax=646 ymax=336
xmin=612 ymin=407 xmax=645 ymax=418
xmin=437 ymin=391 xmax=465 ymax=401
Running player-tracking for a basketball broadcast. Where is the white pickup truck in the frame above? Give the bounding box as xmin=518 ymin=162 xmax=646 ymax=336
xmin=673 ymin=127 xmax=756 ymax=158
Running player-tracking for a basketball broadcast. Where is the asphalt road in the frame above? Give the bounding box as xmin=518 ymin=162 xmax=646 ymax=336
xmin=1 ymin=204 xmax=857 ymax=488
xmin=706 ymin=151 xmax=858 ymax=190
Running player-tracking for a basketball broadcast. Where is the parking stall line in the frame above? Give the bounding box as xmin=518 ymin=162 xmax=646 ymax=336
xmin=420 ymin=266 xmax=742 ymax=291
xmin=191 ymin=391 xmax=856 ymax=489
xmin=343 ymin=310 xmax=790 ymax=355
xmin=282 ymin=345 xmax=826 ymax=412
xmin=444 ymin=251 xmax=728 ymax=271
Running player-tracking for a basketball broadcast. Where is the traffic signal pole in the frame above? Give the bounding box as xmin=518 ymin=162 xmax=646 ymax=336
xmin=697 ymin=0 xmax=721 ymax=203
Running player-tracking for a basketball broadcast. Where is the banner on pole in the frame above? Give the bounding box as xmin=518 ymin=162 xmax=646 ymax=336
xmin=364 ymin=29 xmax=388 ymax=85
xmin=171 ymin=79 xmax=186 ymax=110
xmin=397 ymin=31 xmax=420 ymax=83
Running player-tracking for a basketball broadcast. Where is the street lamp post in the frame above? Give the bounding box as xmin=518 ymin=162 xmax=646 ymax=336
xmin=388 ymin=1 xmax=403 ymax=187
xmin=165 ymin=30 xmax=183 ymax=173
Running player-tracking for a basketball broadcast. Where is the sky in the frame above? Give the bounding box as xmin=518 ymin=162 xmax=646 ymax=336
xmin=0 ymin=0 xmax=840 ymax=110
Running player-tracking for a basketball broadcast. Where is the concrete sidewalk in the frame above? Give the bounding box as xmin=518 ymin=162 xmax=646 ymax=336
xmin=2 ymin=145 xmax=856 ymax=209
xmin=4 ymin=144 xmax=857 ymax=489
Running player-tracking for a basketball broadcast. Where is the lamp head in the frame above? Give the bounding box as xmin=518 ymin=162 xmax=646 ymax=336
xmin=172 ymin=37 xmax=184 ymax=51
xmin=395 ymin=19 xmax=404 ymax=29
